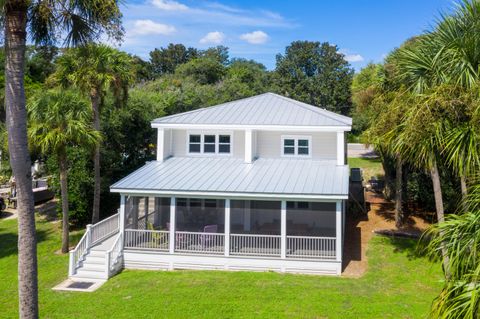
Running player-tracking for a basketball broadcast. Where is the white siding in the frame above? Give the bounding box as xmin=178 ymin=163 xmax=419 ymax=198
xmin=256 ymin=131 xmax=337 ymax=160
xmin=170 ymin=129 xmax=244 ymax=159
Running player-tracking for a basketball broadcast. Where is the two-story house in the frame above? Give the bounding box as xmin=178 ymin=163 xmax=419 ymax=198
xmin=68 ymin=93 xmax=351 ymax=281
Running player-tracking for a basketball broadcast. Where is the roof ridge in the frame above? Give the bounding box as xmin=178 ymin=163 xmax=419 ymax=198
xmin=152 ymin=92 xmax=272 ymax=123
xmin=266 ymin=92 xmax=351 ymax=125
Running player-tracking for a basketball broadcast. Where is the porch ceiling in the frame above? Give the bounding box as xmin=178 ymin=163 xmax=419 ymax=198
xmin=110 ymin=157 xmax=349 ymax=198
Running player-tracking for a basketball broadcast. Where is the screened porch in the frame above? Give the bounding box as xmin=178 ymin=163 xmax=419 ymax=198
xmin=122 ymin=196 xmax=341 ymax=260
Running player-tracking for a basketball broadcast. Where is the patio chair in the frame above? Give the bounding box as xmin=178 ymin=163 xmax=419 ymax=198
xmin=167 ymin=222 xmax=191 ymax=250
xmin=201 ymin=224 xmax=218 ymax=248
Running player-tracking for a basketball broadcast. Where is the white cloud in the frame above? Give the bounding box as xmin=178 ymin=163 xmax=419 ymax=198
xmin=240 ymin=30 xmax=269 ymax=44
xmin=344 ymin=54 xmax=364 ymax=63
xmin=151 ymin=0 xmax=188 ymax=11
xmin=199 ymin=31 xmax=226 ymax=44
xmin=129 ymin=20 xmax=176 ymax=36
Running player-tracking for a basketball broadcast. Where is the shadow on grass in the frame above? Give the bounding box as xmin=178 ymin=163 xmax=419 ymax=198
xmin=0 ymin=211 xmax=14 ymax=219
xmin=0 ymin=226 xmax=48 ymax=259
xmin=381 ymin=236 xmax=428 ymax=260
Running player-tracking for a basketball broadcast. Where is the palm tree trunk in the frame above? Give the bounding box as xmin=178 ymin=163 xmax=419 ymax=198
xmin=429 ymin=160 xmax=450 ymax=276
xmin=91 ymin=91 xmax=101 ymax=224
xmin=460 ymin=174 xmax=467 ymax=199
xmin=59 ymin=150 xmax=69 ymax=254
xmin=4 ymin=2 xmax=39 ymax=318
xmin=395 ymin=154 xmax=403 ymax=229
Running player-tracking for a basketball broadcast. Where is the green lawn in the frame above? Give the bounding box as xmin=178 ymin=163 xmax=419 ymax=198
xmin=348 ymin=157 xmax=384 ymax=180
xmin=0 ymin=216 xmax=442 ymax=318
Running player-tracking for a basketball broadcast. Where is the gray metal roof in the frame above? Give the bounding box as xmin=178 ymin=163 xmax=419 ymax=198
xmin=111 ymin=157 xmax=349 ymax=198
xmin=152 ymin=93 xmax=352 ymax=127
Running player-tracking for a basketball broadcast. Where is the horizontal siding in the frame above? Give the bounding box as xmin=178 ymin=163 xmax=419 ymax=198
xmin=256 ymin=131 xmax=337 ymax=160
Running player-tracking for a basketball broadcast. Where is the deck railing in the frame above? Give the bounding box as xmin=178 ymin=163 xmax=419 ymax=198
xmin=91 ymin=213 xmax=120 ymax=245
xmin=122 ymin=230 xmax=336 ymax=260
xmin=230 ymin=233 xmax=281 ymax=257
xmin=124 ymin=229 xmax=169 ymax=250
xmin=106 ymin=233 xmax=123 ymax=277
xmin=68 ymin=230 xmax=90 ymax=276
xmin=286 ymin=236 xmax=336 ymax=259
xmin=175 ymin=231 xmax=224 ymax=254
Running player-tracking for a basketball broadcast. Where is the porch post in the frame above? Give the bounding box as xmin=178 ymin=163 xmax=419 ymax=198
xmin=119 ymin=195 xmax=126 ymax=249
xmin=169 ymin=197 xmax=176 ymax=254
xmin=281 ymin=200 xmax=287 ymax=259
xmin=336 ymin=201 xmax=342 ymax=262
xmin=144 ymin=197 xmax=149 ymax=229
xmin=224 ymin=199 xmax=230 ymax=257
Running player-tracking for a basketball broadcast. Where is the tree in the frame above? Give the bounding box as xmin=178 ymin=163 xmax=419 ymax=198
xmin=52 ymin=44 xmax=135 ymax=223
xmin=1 ymin=0 xmax=122 ymax=317
xmin=28 ymin=89 xmax=100 ymax=253
xmin=201 ymin=45 xmax=229 ymax=65
xmin=176 ymin=57 xmax=226 ymax=85
xmin=149 ymin=43 xmax=199 ymax=76
xmin=274 ymin=41 xmax=354 ymax=115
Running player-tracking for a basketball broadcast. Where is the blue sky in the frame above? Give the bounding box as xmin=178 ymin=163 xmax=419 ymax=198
xmin=120 ymin=0 xmax=454 ymax=71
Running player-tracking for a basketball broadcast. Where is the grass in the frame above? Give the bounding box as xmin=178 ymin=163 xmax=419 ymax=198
xmin=0 ymin=216 xmax=442 ymax=318
xmin=348 ymin=157 xmax=384 ymax=180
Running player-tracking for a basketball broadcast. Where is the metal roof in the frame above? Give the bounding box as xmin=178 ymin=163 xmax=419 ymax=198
xmin=111 ymin=157 xmax=349 ymax=198
xmin=152 ymin=93 xmax=352 ymax=127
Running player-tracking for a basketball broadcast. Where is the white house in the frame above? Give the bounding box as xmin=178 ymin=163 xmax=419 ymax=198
xmin=68 ymin=92 xmax=351 ymax=281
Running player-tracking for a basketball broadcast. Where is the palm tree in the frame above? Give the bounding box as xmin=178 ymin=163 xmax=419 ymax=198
xmin=1 ymin=1 xmax=122 ymax=317
xmin=28 ymin=89 xmax=101 ymax=253
xmin=52 ymin=44 xmax=134 ymax=223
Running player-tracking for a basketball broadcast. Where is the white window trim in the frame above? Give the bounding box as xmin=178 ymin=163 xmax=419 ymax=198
xmin=281 ymin=135 xmax=312 ymax=158
xmin=186 ymin=131 xmax=234 ymax=156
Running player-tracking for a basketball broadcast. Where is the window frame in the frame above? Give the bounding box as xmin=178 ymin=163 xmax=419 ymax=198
xmin=281 ymin=135 xmax=312 ymax=158
xmin=186 ymin=131 xmax=233 ymax=156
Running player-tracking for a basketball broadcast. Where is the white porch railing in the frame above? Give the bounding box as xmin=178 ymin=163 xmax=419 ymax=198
xmin=68 ymin=230 xmax=90 ymax=276
xmin=91 ymin=213 xmax=120 ymax=245
xmin=230 ymin=233 xmax=281 ymax=257
xmin=175 ymin=231 xmax=224 ymax=254
xmin=287 ymin=236 xmax=336 ymax=259
xmin=106 ymin=233 xmax=123 ymax=277
xmin=124 ymin=229 xmax=169 ymax=250
xmin=69 ymin=212 xmax=120 ymax=276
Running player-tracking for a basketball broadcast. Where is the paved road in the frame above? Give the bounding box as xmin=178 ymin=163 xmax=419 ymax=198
xmin=347 ymin=143 xmax=378 ymax=158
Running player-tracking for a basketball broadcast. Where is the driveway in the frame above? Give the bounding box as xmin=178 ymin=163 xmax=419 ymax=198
xmin=347 ymin=143 xmax=377 ymax=158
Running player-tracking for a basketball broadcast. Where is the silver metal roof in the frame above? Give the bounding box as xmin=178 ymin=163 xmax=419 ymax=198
xmin=152 ymin=93 xmax=352 ymax=127
xmin=111 ymin=157 xmax=349 ymax=198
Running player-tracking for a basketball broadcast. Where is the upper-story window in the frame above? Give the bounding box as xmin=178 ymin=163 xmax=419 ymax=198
xmin=188 ymin=132 xmax=232 ymax=155
xmin=281 ymin=136 xmax=311 ymax=157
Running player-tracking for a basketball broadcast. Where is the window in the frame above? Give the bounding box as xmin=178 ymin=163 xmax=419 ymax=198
xmin=286 ymin=201 xmax=311 ymax=210
xmin=203 ymin=135 xmax=216 ymax=153
xmin=187 ymin=133 xmax=232 ymax=155
xmin=189 ymin=135 xmax=201 ymax=153
xmin=281 ymin=136 xmax=311 ymax=157
xmin=218 ymin=135 xmax=231 ymax=153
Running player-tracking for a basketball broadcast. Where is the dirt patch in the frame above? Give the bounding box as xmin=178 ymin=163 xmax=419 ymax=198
xmin=342 ymin=191 xmax=431 ymax=278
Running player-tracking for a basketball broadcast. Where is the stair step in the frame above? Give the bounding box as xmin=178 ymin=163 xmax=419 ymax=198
xmin=76 ymin=269 xmax=107 ymax=280
xmin=81 ymin=263 xmax=106 ymax=271
xmin=84 ymin=256 xmax=105 ymax=264
xmin=88 ymin=251 xmax=106 ymax=258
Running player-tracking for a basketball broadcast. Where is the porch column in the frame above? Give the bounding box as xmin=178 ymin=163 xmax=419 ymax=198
xmin=119 ymin=195 xmax=126 ymax=249
xmin=281 ymin=200 xmax=287 ymax=259
xmin=336 ymin=201 xmax=342 ymax=262
xmin=224 ymin=199 xmax=230 ymax=257
xmin=144 ymin=197 xmax=149 ymax=229
xmin=336 ymin=131 xmax=345 ymax=165
xmin=169 ymin=197 xmax=176 ymax=254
